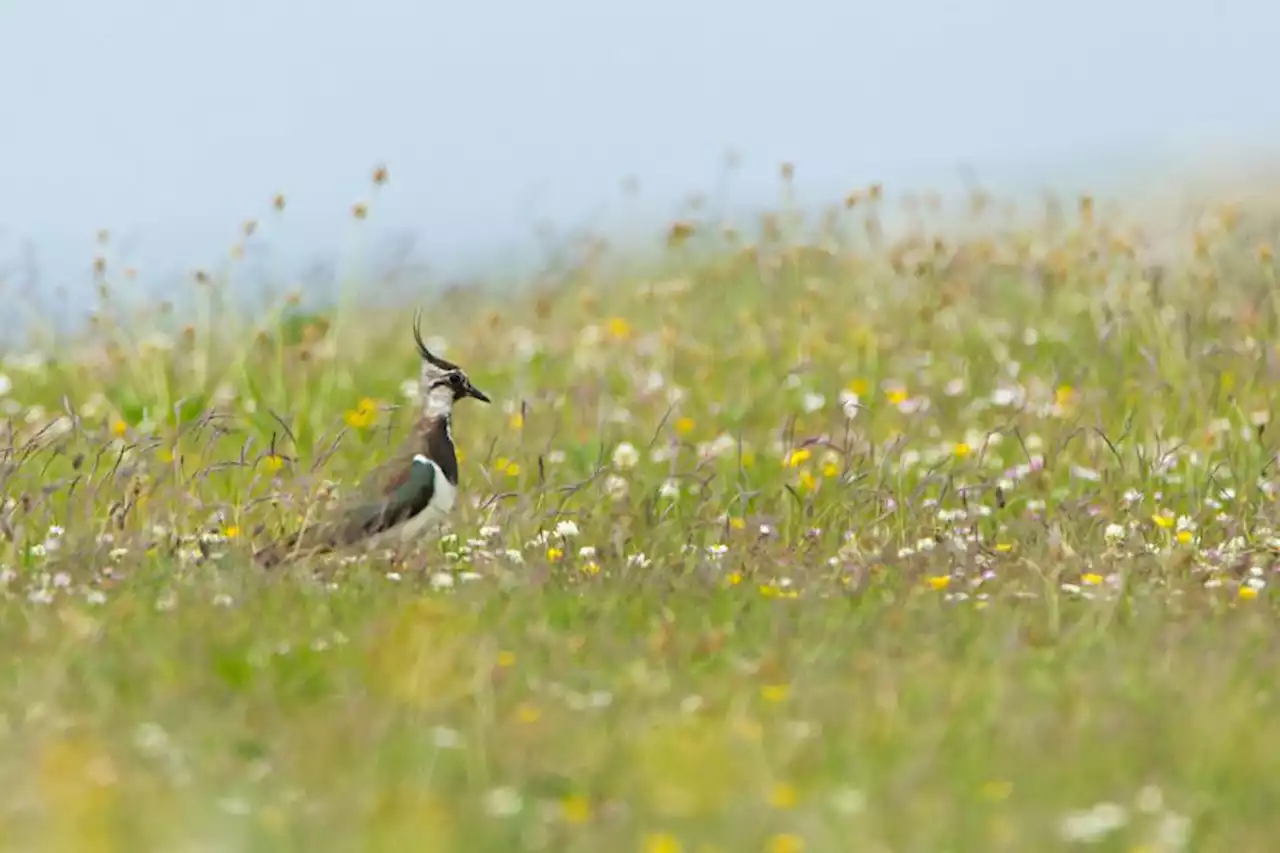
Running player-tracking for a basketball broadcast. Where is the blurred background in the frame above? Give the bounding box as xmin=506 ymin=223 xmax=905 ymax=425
xmin=2 ymin=0 xmax=1278 ymax=339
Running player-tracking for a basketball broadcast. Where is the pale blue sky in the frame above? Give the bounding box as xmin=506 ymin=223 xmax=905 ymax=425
xmin=1 ymin=0 xmax=1278 ymax=329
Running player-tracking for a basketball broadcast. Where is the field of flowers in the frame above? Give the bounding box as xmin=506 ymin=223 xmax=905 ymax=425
xmin=1 ymin=170 xmax=1279 ymax=851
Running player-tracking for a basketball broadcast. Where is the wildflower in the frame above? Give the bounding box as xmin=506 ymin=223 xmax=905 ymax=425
xmin=606 ymin=475 xmax=630 ymax=499
xmin=547 ymin=547 xmax=564 ymax=562
xmin=767 ymin=834 xmax=805 ymax=853
xmin=829 ymin=788 xmax=867 ymax=814
xmin=659 ymin=479 xmax=681 ymax=499
xmin=839 ymin=390 xmax=860 ymax=419
xmin=1058 ymin=802 xmax=1128 ymax=843
xmin=1104 ymin=523 xmax=1126 ymax=545
xmin=613 ymin=441 xmax=640 ymax=469
xmin=607 ymin=317 xmax=632 ymax=340
xmin=1238 ymin=586 xmax=1259 ymax=600
xmin=760 ymin=684 xmax=790 ymax=702
xmin=0 ymin=374 xmax=10 ymax=396
xmin=927 ymin=575 xmax=951 ymax=591
xmin=675 ymin=417 xmax=696 ymax=435
xmin=988 ymin=389 xmax=1018 ymax=409
xmin=508 ymin=411 xmax=524 ymax=430
xmin=483 ymin=787 xmax=523 ymax=818
xmin=953 ymin=442 xmax=971 ymax=458
xmin=801 ymin=392 xmax=825 ymax=413
xmin=1081 ymin=573 xmax=1103 ymax=586
xmin=769 ymin=782 xmax=798 ymax=809
xmin=642 ymin=833 xmax=683 ymax=853
xmin=1152 ymin=511 xmax=1175 ymax=529
xmin=554 ymin=520 xmax=580 ymax=539
xmin=786 ymin=448 xmax=812 ymax=468
xmin=344 ymin=397 xmax=378 ymax=429
xmin=263 ymin=454 xmax=285 ymax=473
xmin=560 ymin=794 xmax=591 ymax=824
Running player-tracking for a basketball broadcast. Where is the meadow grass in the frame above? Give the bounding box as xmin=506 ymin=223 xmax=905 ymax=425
xmin=2 ymin=173 xmax=1280 ymax=852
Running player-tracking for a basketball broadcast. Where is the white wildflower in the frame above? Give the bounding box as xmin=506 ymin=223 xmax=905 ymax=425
xmin=612 ymin=441 xmax=640 ymax=469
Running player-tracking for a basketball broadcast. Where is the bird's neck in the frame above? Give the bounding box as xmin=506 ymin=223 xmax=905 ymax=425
xmin=423 ymin=385 xmax=455 ymax=419
xmin=419 ymin=410 xmax=459 ymax=486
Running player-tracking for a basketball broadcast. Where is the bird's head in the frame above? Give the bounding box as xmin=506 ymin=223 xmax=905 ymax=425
xmin=413 ymin=310 xmax=491 ymax=416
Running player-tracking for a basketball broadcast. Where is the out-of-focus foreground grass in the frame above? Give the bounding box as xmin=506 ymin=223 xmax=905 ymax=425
xmin=1 ymin=171 xmax=1280 ymax=852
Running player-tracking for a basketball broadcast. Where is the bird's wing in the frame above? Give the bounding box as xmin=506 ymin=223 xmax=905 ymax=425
xmin=332 ymin=457 xmax=437 ymax=542
xmin=256 ymin=440 xmax=437 ymax=565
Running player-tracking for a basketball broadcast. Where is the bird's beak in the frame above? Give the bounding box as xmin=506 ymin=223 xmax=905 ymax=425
xmin=469 ymin=385 xmax=491 ymax=403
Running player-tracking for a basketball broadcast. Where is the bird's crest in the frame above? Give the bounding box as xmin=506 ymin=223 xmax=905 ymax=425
xmin=412 ymin=310 xmax=490 ymax=417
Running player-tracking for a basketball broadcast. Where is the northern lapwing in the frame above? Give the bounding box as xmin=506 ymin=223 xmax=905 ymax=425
xmin=254 ymin=311 xmax=490 ymax=567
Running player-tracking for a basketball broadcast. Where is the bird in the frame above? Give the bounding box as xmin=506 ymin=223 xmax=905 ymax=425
xmin=254 ymin=310 xmax=490 ymax=567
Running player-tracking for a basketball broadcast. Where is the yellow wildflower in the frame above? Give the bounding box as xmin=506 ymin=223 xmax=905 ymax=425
xmin=767 ymin=834 xmax=805 ymax=853
xmin=980 ymin=780 xmax=1013 ymax=801
xmin=607 ymin=317 xmax=633 ymax=340
xmin=1239 ymin=586 xmax=1259 ymax=601
xmin=927 ymin=575 xmax=951 ymax=591
xmin=1152 ymin=512 xmax=1175 ymax=529
xmin=726 ymin=571 xmax=743 ymax=586
xmin=497 ymin=650 xmax=516 ymax=668
xmin=768 ymin=782 xmax=798 ymax=810
xmin=263 ymin=454 xmax=285 ymax=474
xmin=953 ymin=442 xmax=971 ymax=458
xmin=110 ymin=419 xmax=128 ymax=437
xmin=729 ymin=517 xmax=746 ymax=530
xmin=785 ymin=448 xmax=812 ymax=468
xmin=822 ymin=461 xmax=840 ymax=478
xmin=886 ymin=388 xmax=908 ymax=406
xmin=760 ymin=684 xmax=789 ymax=703
xmin=1176 ymin=530 xmax=1194 ymax=545
xmin=508 ymin=412 xmax=524 ymax=430
xmin=994 ymin=543 xmax=1013 ymax=553
xmin=560 ymin=794 xmax=591 ymax=824
xmin=847 ymin=378 xmax=870 ymax=396
xmin=675 ymin=417 xmax=696 ymax=435
xmin=547 ymin=547 xmax=564 ymax=562
xmin=642 ymin=833 xmax=683 ymax=853
xmin=1081 ymin=573 xmax=1103 ymax=586
xmin=797 ymin=470 xmax=818 ymax=491
xmin=222 ymin=525 xmax=240 ymax=539
xmin=516 ymin=703 xmax=541 ymax=724
xmin=581 ymin=561 xmax=601 ymax=575
xmin=344 ymin=397 xmax=378 ymax=429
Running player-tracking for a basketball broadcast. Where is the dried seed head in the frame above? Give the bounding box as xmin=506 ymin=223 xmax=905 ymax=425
xmin=780 ymin=162 xmax=795 ymax=182
xmin=352 ymin=202 xmax=369 ymax=220
xmin=243 ymin=219 xmax=258 ymax=237
xmin=273 ymin=193 xmax=287 ymax=212
xmin=667 ymin=220 xmax=696 ymax=248
xmin=372 ymin=164 xmax=389 ymax=185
